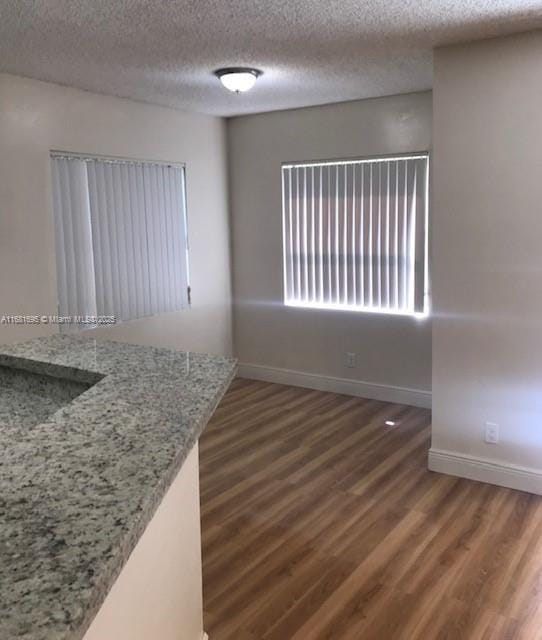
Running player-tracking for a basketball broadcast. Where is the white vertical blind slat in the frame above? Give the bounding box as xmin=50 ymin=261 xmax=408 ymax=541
xmin=368 ymin=163 xmax=374 ymax=307
xmin=295 ymin=170 xmax=301 ymax=300
xmin=161 ymin=166 xmax=174 ymax=311
xmin=126 ymin=165 xmax=143 ymax=317
xmin=165 ymin=168 xmax=179 ymax=309
xmin=376 ymin=163 xmax=382 ymax=308
xmin=281 ymin=167 xmax=289 ymax=302
xmin=70 ymin=162 xmax=96 ymax=315
xmin=286 ymin=168 xmax=294 ymax=301
xmin=318 ymin=165 xmax=324 ymax=303
xmin=311 ymin=167 xmax=316 ymax=302
xmin=163 ymin=166 xmax=176 ymax=312
xmin=382 ymin=162 xmax=391 ymax=309
xmin=334 ymin=165 xmax=340 ymax=304
xmin=327 ymin=165 xmax=333 ymax=304
xmin=51 ymin=161 xmax=70 ymax=321
xmin=51 ymin=158 xmax=97 ymax=331
xmin=155 ymin=166 xmax=169 ymax=312
xmin=284 ymin=170 xmax=291 ymax=300
xmin=342 ymin=164 xmax=347 ymax=304
xmin=155 ymin=166 xmax=168 ymax=312
xmin=171 ymin=166 xmax=189 ymax=308
xmin=111 ymin=164 xmax=130 ymax=320
xmin=119 ymin=164 xmax=137 ymax=319
xmin=142 ymin=165 xmax=159 ymax=314
xmin=351 ymin=164 xmax=357 ymax=306
xmin=62 ymin=163 xmax=79 ymax=311
xmin=180 ymin=167 xmax=190 ymax=295
xmin=133 ymin=164 xmax=151 ymax=317
xmin=358 ymin=165 xmax=365 ymax=306
xmin=408 ymin=162 xmax=419 ymax=312
xmin=303 ymin=167 xmax=309 ymax=302
xmin=394 ymin=161 xmax=400 ymax=309
xmin=88 ymin=163 xmax=109 ymax=315
xmin=103 ymin=164 xmax=123 ymax=316
xmin=402 ymin=160 xmax=409 ymax=310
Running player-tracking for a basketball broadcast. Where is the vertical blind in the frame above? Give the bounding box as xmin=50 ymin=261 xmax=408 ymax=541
xmin=281 ymin=154 xmax=429 ymax=315
xmin=51 ymin=154 xmax=189 ymax=331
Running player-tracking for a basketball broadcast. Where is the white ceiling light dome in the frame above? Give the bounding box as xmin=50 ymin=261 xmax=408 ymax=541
xmin=215 ymin=67 xmax=262 ymax=93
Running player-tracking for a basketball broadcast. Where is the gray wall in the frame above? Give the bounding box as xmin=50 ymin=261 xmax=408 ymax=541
xmin=0 ymin=73 xmax=232 ymax=356
xmin=431 ymin=31 xmax=542 ymax=470
xmin=228 ymin=92 xmax=432 ymax=392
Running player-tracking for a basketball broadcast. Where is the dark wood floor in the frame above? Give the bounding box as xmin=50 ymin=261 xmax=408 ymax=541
xmin=199 ymin=378 xmax=542 ymax=640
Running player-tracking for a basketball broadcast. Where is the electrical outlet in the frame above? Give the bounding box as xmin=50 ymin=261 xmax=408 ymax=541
xmin=346 ymin=352 xmax=356 ymax=368
xmin=485 ymin=421 xmax=499 ymax=444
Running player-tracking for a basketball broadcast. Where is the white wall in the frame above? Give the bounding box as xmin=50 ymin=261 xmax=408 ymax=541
xmin=0 ymin=73 xmax=232 ymax=356
xmin=430 ymin=31 xmax=542 ymax=490
xmin=227 ymin=93 xmax=432 ymax=400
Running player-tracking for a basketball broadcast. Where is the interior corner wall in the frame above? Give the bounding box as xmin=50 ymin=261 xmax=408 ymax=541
xmin=227 ymin=92 xmax=433 ymax=397
xmin=0 ymin=73 xmax=232 ymax=356
xmin=431 ymin=31 xmax=542 ymax=482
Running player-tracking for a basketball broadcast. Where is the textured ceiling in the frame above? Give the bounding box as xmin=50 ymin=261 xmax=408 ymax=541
xmin=1 ymin=1 xmax=542 ymax=117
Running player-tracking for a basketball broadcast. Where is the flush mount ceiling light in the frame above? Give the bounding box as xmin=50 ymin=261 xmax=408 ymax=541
xmin=214 ymin=67 xmax=262 ymax=93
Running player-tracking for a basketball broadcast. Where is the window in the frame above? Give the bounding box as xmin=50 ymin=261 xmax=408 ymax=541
xmin=281 ymin=154 xmax=429 ymax=316
xmin=50 ymin=153 xmax=189 ymax=331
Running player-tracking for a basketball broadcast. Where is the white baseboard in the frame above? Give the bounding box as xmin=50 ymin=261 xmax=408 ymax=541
xmin=428 ymin=448 xmax=542 ymax=495
xmin=202 ymin=633 xmax=209 ymax=640
xmin=237 ymin=363 xmax=431 ymax=409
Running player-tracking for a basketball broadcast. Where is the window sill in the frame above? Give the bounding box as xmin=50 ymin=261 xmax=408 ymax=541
xmin=284 ymin=299 xmax=428 ymax=319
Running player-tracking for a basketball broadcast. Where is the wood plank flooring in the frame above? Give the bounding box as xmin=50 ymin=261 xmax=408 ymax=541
xmin=199 ymin=378 xmax=542 ymax=640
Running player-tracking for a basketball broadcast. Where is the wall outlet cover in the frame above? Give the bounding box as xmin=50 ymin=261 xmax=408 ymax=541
xmin=484 ymin=421 xmax=499 ymax=444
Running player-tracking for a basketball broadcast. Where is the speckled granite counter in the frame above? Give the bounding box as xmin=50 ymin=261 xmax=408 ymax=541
xmin=0 ymin=335 xmax=236 ymax=640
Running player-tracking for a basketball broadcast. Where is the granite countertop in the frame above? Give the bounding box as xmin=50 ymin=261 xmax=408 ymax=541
xmin=0 ymin=335 xmax=236 ymax=640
